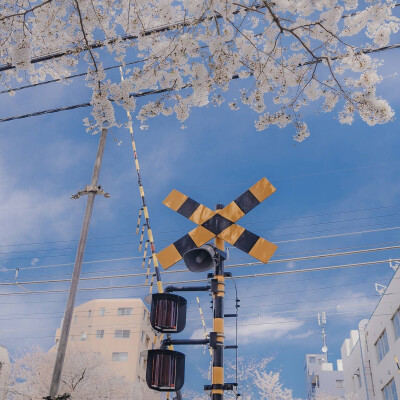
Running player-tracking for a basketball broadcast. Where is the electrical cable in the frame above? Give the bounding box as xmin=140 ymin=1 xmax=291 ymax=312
xmin=0 ymin=243 xmax=398 ymax=286
xmin=0 ymin=207 xmax=399 ymax=258
xmin=0 ymin=258 xmax=394 ymax=296
xmin=0 ymin=201 xmax=398 ymax=249
xmin=0 ymin=42 xmax=399 ymax=123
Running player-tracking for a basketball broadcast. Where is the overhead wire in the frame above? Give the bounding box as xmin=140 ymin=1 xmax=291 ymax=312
xmin=0 ymin=218 xmax=399 ymax=267
xmin=0 ymin=258 xmax=395 ymax=296
xmin=0 ymin=200 xmax=398 ymax=250
xmin=2 ymin=238 xmax=397 ymax=282
xmin=0 ymin=243 xmax=398 ymax=286
xmin=0 ymin=42 xmax=399 ymax=123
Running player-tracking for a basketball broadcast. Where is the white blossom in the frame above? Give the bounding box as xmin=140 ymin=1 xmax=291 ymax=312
xmin=0 ymin=0 xmax=398 ymax=141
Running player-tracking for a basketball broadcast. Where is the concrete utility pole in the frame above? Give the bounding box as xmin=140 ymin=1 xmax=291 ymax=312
xmin=48 ymin=128 xmax=108 ymax=398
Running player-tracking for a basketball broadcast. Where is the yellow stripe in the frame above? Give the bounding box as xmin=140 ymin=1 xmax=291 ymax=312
xmin=218 ymin=224 xmax=245 ymax=245
xmin=212 ymin=390 xmax=224 ymax=395
xmin=143 ymin=207 xmax=149 ymax=219
xmin=248 ymin=237 xmax=277 ymax=263
xmin=163 ymin=189 xmax=188 ymax=212
xmin=215 ymin=236 xmax=224 ymax=251
xmin=212 ymin=367 xmax=224 ymax=384
xmin=135 ymin=159 xmax=140 ymax=171
xmin=249 ymin=177 xmax=276 ymax=202
xmin=157 ymin=280 xmax=163 ymax=293
xmin=152 ymin=253 xmax=160 ymax=268
xmin=213 ymin=318 xmax=224 ymax=333
xmin=157 ymin=244 xmax=181 ymax=270
xmin=219 ymin=201 xmax=245 ymax=222
xmin=147 ymin=229 xmax=154 ymax=242
xmin=189 ymin=204 xmax=215 ymax=225
xmin=189 ymin=226 xmax=215 ymax=247
xmin=139 ymin=185 xmax=144 ymax=197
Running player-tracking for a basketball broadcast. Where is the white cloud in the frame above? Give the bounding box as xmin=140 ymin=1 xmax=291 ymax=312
xmin=30 ymin=258 xmax=39 ymax=266
xmin=287 ymin=329 xmax=315 ymax=340
xmin=287 ymin=261 xmax=296 ymax=269
xmin=190 ymin=316 xmax=304 ymax=344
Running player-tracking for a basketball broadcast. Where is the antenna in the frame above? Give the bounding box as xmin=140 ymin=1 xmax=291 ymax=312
xmin=318 ymin=312 xmax=328 ymax=362
xmin=375 ymin=283 xmax=387 ymax=297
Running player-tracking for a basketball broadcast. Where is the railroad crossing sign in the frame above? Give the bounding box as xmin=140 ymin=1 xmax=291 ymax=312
xmin=157 ymin=177 xmax=278 ymax=269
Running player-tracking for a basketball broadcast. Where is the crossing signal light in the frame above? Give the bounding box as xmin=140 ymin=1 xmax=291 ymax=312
xmin=150 ymin=293 xmax=187 ymax=333
xmin=146 ymin=349 xmax=185 ymax=391
xmin=183 ymin=244 xmax=217 ymax=272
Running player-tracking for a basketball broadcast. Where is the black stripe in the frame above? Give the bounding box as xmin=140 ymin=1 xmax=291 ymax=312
xmin=234 ymin=190 xmax=260 ymax=214
xmin=177 ymin=197 xmax=200 ymax=218
xmin=202 ymin=214 xmax=232 ymax=235
xmin=174 ymin=234 xmax=197 ymax=256
xmin=234 ymin=230 xmax=259 ymax=253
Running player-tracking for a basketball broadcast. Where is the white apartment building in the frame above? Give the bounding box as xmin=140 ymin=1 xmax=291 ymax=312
xmin=0 ymin=345 xmax=10 ymax=400
xmin=305 ymin=353 xmax=345 ymax=399
xmin=54 ymin=298 xmax=157 ymax=383
xmin=341 ymin=265 xmax=400 ymax=400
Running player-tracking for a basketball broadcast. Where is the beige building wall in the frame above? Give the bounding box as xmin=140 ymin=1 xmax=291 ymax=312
xmin=54 ymin=298 xmax=157 ymax=383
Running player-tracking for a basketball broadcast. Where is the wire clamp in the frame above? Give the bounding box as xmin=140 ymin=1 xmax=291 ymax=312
xmin=71 ymin=185 xmax=110 ymax=199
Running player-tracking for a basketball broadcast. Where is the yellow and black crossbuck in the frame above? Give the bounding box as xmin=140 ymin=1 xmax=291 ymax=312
xmin=157 ymin=177 xmax=278 ymax=270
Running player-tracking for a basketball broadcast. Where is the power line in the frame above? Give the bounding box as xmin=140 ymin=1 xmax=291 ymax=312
xmin=0 ymin=207 xmax=398 ymax=257
xmin=0 ymin=201 xmax=398 ymax=249
xmin=0 ymin=244 xmax=398 ymax=286
xmin=3 ymin=239 xmax=396 ymax=282
xmin=0 ymin=42 xmax=399 ymax=123
xmin=0 ymin=218 xmax=399 ymax=267
xmin=0 ymin=258 xmax=393 ymax=296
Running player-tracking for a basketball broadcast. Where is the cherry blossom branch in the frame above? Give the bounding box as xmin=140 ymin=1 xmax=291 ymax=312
xmin=0 ymin=0 xmax=53 ymax=21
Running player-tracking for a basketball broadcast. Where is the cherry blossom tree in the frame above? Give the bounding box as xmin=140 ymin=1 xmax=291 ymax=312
xmin=1 ymin=347 xmax=158 ymax=400
xmin=0 ymin=0 xmax=399 ymax=141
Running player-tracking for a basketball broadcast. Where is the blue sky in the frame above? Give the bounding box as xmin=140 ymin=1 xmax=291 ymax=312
xmin=0 ymin=41 xmax=400 ymax=399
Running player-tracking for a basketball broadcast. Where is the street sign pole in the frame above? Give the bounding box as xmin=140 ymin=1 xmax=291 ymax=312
xmin=212 ymin=204 xmax=225 ymax=400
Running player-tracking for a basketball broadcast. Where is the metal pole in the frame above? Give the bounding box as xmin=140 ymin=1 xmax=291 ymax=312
xmin=48 ymin=128 xmax=108 ymax=398
xmin=212 ymin=204 xmax=225 ymax=400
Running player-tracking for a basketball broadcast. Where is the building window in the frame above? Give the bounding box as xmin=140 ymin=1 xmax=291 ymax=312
xmin=393 ymin=308 xmax=400 ymax=340
xmin=112 ymin=352 xmax=128 ymax=362
xmin=376 ymin=330 xmax=389 ymax=362
xmin=96 ymin=330 xmax=104 ymax=339
xmin=141 ymin=331 xmax=145 ymax=342
xmin=336 ymin=380 xmax=344 ymax=388
xmin=88 ymin=309 xmax=92 ymax=318
xmin=117 ymin=307 xmax=133 ymax=316
xmin=143 ymin=309 xmax=147 ymax=321
xmin=99 ymin=307 xmax=105 ymax=316
xmin=383 ymin=379 xmax=398 ymax=400
xmin=80 ymin=331 xmax=86 ymax=341
xmin=309 ymin=356 xmax=316 ymax=363
xmin=115 ymin=329 xmax=130 ymax=338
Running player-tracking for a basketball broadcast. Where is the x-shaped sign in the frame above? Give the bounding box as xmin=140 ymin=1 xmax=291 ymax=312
xmin=157 ymin=177 xmax=278 ymax=270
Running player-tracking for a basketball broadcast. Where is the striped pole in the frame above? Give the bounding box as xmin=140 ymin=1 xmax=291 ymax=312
xmin=136 ymin=208 xmax=143 ymax=234
xmin=138 ymin=224 xmax=145 ymax=252
xmin=212 ymin=204 xmax=225 ymax=400
xmin=120 ymin=68 xmax=164 ymax=294
xmin=141 ymin=240 xmax=149 ymax=269
xmin=197 ymin=296 xmax=212 ymax=357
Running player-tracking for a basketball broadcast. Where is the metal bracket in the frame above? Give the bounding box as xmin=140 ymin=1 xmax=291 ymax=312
xmin=71 ymin=185 xmax=110 ymax=199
